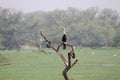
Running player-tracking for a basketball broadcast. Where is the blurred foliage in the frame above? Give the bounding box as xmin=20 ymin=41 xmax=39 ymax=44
xmin=0 ymin=7 xmax=120 ymax=49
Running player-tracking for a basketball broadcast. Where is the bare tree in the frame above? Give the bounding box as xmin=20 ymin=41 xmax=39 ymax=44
xmin=40 ymin=32 xmax=78 ymax=80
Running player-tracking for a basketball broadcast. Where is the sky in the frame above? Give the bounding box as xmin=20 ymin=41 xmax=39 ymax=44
xmin=0 ymin=0 xmax=120 ymax=13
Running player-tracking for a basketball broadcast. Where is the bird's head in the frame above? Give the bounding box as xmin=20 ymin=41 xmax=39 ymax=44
xmin=62 ymin=27 xmax=66 ymax=34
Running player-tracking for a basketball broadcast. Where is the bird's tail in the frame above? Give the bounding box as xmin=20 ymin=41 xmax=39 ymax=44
xmin=63 ymin=43 xmax=66 ymax=49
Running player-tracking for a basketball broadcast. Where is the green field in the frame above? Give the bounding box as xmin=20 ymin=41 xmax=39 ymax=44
xmin=0 ymin=48 xmax=120 ymax=80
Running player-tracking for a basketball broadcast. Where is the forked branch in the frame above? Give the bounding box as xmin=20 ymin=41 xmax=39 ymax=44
xmin=40 ymin=32 xmax=78 ymax=80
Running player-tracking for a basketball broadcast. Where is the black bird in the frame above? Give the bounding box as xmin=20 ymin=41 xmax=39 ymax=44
xmin=62 ymin=27 xmax=67 ymax=49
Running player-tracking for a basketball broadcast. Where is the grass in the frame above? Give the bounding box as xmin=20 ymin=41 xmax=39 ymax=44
xmin=0 ymin=48 xmax=120 ymax=80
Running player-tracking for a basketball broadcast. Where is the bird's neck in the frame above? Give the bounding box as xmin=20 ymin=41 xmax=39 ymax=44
xmin=63 ymin=28 xmax=66 ymax=34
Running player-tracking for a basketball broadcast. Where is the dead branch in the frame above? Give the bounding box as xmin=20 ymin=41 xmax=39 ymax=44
xmin=40 ymin=32 xmax=68 ymax=66
xmin=40 ymin=32 xmax=78 ymax=80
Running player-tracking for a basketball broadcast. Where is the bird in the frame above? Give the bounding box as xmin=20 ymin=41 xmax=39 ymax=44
xmin=62 ymin=27 xmax=67 ymax=49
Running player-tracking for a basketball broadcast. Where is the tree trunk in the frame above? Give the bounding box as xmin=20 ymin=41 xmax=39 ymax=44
xmin=40 ymin=32 xmax=78 ymax=80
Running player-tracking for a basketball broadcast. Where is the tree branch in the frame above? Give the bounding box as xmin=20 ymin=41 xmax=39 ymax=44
xmin=40 ymin=32 xmax=78 ymax=80
xmin=40 ymin=32 xmax=68 ymax=66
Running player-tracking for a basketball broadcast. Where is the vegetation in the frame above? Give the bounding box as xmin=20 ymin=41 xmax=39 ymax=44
xmin=0 ymin=48 xmax=120 ymax=80
xmin=0 ymin=6 xmax=120 ymax=80
xmin=0 ymin=7 xmax=120 ymax=49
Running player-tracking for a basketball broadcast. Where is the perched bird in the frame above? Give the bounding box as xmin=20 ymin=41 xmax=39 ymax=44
xmin=62 ymin=27 xmax=67 ymax=49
